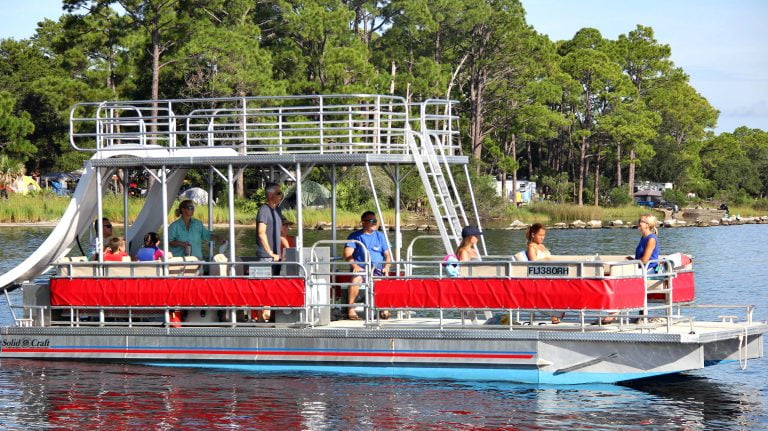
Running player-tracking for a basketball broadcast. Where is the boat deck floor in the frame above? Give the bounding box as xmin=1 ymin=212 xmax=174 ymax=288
xmin=322 ymin=317 xmax=767 ymax=337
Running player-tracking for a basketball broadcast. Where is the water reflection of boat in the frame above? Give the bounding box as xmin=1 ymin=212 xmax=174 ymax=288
xmin=0 ymin=95 xmax=765 ymax=385
xmin=4 ymin=358 xmax=760 ymax=430
xmin=623 ymin=373 xmax=763 ymax=426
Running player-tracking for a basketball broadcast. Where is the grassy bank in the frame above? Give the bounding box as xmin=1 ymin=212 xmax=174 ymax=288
xmin=1 ymin=194 xmax=763 ymax=228
xmin=727 ymin=205 xmax=767 ymax=217
xmin=0 ymin=194 xmax=395 ymax=228
xmin=0 ymin=193 xmax=72 ymax=222
xmin=510 ymin=202 xmax=652 ymax=225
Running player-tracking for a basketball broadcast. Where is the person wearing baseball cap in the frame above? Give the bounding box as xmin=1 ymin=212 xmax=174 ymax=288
xmin=456 ymin=225 xmax=482 ymax=261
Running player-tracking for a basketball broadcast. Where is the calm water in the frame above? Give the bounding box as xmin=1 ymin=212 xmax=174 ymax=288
xmin=0 ymin=225 xmax=766 ymax=430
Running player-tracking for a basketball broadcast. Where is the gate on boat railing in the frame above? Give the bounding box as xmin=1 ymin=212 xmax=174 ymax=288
xmin=69 ymin=95 xmax=461 ymax=156
xmin=307 ymin=240 xmax=375 ymax=322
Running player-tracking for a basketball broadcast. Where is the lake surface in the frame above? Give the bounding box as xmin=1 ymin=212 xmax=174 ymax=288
xmin=0 ymin=225 xmax=766 ymax=429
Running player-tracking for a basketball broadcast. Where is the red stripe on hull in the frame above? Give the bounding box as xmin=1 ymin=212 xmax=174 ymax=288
xmin=5 ymin=348 xmax=533 ymax=360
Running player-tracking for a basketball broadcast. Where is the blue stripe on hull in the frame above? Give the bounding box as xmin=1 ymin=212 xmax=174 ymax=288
xmin=138 ymin=361 xmax=676 ymax=385
xmin=704 ymin=359 xmax=738 ymax=367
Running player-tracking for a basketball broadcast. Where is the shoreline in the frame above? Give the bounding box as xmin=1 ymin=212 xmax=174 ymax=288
xmin=2 ymin=217 xmax=766 ymax=230
xmin=0 ymin=222 xmax=256 ymax=228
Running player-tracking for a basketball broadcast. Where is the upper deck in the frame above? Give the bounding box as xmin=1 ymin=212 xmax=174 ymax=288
xmin=69 ymin=94 xmax=467 ymax=168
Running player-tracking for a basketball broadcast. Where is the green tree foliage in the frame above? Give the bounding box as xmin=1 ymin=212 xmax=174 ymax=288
xmin=269 ymin=0 xmax=376 ymax=94
xmin=0 ymin=92 xmax=35 ymax=160
xmin=661 ymin=188 xmax=688 ymax=207
xmin=733 ymin=127 xmax=768 ymax=198
xmin=608 ymin=187 xmax=632 ymax=207
xmin=540 ymin=172 xmax=573 ymax=204
xmin=178 ymin=1 xmax=279 ymax=98
xmin=0 ymin=2 xmax=764 ymax=212
xmin=643 ymin=70 xmax=718 ymax=189
xmin=700 ymin=130 xmax=762 ymax=196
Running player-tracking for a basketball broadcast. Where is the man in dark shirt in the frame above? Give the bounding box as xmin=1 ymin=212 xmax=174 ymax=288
xmin=253 ymin=182 xmax=283 ymax=323
xmin=256 ymin=182 xmax=283 ymax=275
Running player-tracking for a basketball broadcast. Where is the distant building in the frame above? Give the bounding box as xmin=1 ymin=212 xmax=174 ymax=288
xmin=634 ymin=181 xmax=672 ymax=193
xmin=495 ymin=179 xmax=537 ymax=205
xmin=633 ymin=181 xmax=672 ymax=208
xmin=633 ymin=190 xmax=663 ymax=207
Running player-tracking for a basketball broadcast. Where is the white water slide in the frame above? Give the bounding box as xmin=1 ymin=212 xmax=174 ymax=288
xmin=0 ymin=147 xmax=213 ymax=290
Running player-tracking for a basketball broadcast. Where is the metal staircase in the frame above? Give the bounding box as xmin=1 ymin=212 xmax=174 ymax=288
xmin=406 ymin=127 xmax=472 ymax=255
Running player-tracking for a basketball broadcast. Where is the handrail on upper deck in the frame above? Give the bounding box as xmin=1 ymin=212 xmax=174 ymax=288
xmin=72 ymin=95 xmax=466 ymax=156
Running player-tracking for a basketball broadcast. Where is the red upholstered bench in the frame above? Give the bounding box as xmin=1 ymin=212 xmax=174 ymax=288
xmin=50 ymin=277 xmax=306 ymax=307
xmin=373 ymin=277 xmax=647 ymax=310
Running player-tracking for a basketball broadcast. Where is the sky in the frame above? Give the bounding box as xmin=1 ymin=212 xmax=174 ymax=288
xmin=1 ymin=0 xmax=766 ymax=134
xmin=522 ymin=0 xmax=768 ymax=133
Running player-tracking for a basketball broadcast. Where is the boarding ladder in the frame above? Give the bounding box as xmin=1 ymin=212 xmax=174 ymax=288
xmin=406 ymin=127 xmax=477 ymax=255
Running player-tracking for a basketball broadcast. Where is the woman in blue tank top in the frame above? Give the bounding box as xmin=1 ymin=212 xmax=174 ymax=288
xmin=600 ymin=214 xmax=661 ymax=325
xmin=634 ymin=214 xmax=660 ymax=271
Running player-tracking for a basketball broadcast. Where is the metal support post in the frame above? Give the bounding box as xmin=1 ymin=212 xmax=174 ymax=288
xmin=296 ymin=163 xmax=303 ymax=263
xmin=161 ymin=166 xmax=169 ymax=275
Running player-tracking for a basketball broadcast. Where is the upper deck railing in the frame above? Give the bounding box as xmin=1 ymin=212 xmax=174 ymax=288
xmin=69 ymin=94 xmax=461 ymax=156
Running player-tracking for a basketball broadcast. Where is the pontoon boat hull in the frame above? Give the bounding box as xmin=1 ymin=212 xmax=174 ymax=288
xmin=2 ymin=325 xmax=763 ymax=385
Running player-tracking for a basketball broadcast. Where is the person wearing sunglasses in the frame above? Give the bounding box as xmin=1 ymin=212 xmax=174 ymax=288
xmin=169 ymin=199 xmax=214 ymax=259
xmin=87 ymin=217 xmax=113 ymax=261
xmin=255 ymin=182 xmax=284 ymax=274
xmin=629 ymin=214 xmax=660 ymax=271
xmin=343 ymin=211 xmax=392 ymax=320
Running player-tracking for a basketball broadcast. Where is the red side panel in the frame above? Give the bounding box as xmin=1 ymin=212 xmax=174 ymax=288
xmin=648 ymin=271 xmax=695 ymax=302
xmin=50 ymin=278 xmax=306 ymax=307
xmin=374 ymin=277 xmax=646 ymax=310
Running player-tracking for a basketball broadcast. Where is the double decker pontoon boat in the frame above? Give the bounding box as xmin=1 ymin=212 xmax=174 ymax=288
xmin=0 ymin=94 xmax=764 ymax=384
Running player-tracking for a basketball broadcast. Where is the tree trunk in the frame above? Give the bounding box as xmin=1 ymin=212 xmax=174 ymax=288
xmin=151 ymin=26 xmax=161 ymax=135
xmin=511 ymin=133 xmax=517 ymax=206
xmin=235 ymin=171 xmax=244 ymax=198
xmin=628 ymin=149 xmax=636 ymax=197
xmin=468 ymin=24 xmax=491 ymax=170
xmin=567 ymin=125 xmax=575 ymax=199
xmin=500 ymin=171 xmax=508 ymax=202
xmin=616 ymin=143 xmax=622 ymax=187
xmin=594 ymin=148 xmax=601 ymax=207
xmin=107 ymin=40 xmax=116 ymax=93
xmin=390 ymin=61 xmax=396 ymax=94
xmin=577 ymin=136 xmax=587 ymax=206
xmin=469 ymin=74 xmax=486 ymax=162
xmin=445 ymin=53 xmax=468 ymax=102
xmin=526 ymin=140 xmax=532 ymax=179
xmin=536 ymin=140 xmax=542 ymax=175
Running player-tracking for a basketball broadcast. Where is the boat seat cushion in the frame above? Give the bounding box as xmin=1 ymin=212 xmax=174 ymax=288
xmin=374 ymin=277 xmax=645 ymax=310
xmin=50 ymin=277 xmax=306 ymax=307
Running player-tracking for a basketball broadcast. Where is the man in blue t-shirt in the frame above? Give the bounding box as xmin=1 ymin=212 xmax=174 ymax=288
xmin=343 ymin=211 xmax=392 ymax=320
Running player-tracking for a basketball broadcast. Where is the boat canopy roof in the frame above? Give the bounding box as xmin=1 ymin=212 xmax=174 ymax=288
xmin=89 ymin=152 xmax=468 ymax=168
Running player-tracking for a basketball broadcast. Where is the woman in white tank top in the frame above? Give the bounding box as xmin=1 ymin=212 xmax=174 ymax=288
xmin=526 ymin=223 xmax=550 ymax=261
xmin=526 ymin=223 xmax=561 ymax=324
